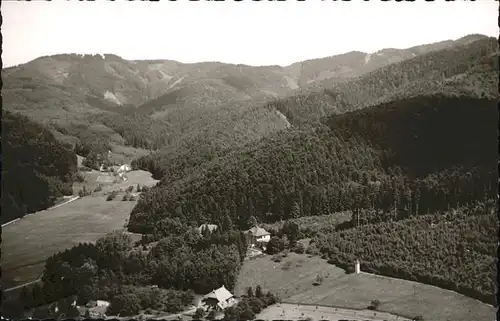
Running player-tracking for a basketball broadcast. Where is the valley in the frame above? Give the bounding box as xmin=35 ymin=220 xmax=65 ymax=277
xmin=2 ymin=33 xmax=497 ymax=321
xmin=2 ymin=164 xmax=158 ymax=290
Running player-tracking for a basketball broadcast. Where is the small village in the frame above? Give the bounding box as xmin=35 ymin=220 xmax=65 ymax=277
xmin=38 ymin=223 xmax=276 ymax=320
xmin=34 ymin=219 xmax=366 ymax=320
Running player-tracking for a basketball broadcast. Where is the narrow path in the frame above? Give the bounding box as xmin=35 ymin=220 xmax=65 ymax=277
xmin=45 ymin=195 xmax=80 ymax=211
xmin=4 ymin=276 xmax=42 ymax=292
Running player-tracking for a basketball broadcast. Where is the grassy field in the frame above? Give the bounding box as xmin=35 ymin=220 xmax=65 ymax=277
xmin=257 ymin=303 xmax=410 ymax=321
xmin=235 ymin=252 xmax=496 ymax=321
xmin=73 ymin=168 xmax=156 ymax=196
xmin=2 ymin=170 xmax=158 ymax=290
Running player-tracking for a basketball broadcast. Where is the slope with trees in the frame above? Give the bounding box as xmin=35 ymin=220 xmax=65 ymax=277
xmin=309 ymin=201 xmax=497 ymax=305
xmin=2 ymin=225 xmax=248 ymax=319
xmin=268 ymin=36 xmax=498 ymax=126
xmin=2 ymin=111 xmax=78 ymax=224
xmin=131 ymin=36 xmax=498 ymax=182
xmin=129 ymin=94 xmax=496 ymax=232
xmin=4 ymin=36 xmax=487 ymax=170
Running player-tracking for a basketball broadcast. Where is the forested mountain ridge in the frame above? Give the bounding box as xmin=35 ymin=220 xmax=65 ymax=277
xmin=2 ymin=111 xmax=78 ymax=224
xmin=128 ymin=93 xmax=497 ymax=232
xmin=267 ymin=36 xmax=498 ymax=126
xmin=132 ymin=35 xmax=498 ymax=182
xmin=2 ymin=35 xmax=489 ymax=157
xmin=293 ymin=33 xmax=488 ymax=90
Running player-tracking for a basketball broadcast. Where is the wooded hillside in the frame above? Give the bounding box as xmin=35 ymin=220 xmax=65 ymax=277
xmin=2 ymin=111 xmax=78 ymax=224
xmin=128 ymin=94 xmax=497 ymax=233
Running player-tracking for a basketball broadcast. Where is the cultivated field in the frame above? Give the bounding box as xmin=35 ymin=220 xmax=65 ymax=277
xmin=235 ymin=252 xmax=496 ymax=321
xmin=257 ymin=303 xmax=410 ymax=321
xmin=2 ymin=170 xmax=158 ymax=290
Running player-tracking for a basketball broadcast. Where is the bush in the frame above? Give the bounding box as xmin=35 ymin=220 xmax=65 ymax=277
xmin=312 ymin=274 xmax=324 ymax=286
xmin=79 ymin=186 xmax=91 ymax=197
xmin=122 ymin=194 xmax=129 ymax=201
xmin=74 ymin=172 xmax=85 ymax=182
xmin=292 ymin=242 xmax=305 ymax=254
xmin=94 ymin=184 xmax=103 ymax=192
xmin=282 ymin=261 xmax=292 ymax=270
xmin=271 ymin=255 xmax=282 ymax=263
xmin=127 ymin=186 xmax=134 ymax=193
xmin=193 ymin=307 xmax=205 ymax=319
xmin=107 ymin=191 xmax=118 ymax=201
xmin=368 ymin=299 xmax=381 ymax=310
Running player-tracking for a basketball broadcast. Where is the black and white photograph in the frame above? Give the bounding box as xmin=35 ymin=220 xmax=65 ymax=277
xmin=1 ymin=1 xmax=498 ymax=320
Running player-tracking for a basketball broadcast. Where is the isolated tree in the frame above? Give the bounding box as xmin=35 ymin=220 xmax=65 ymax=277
xmin=223 ymin=306 xmax=239 ymax=321
xmin=19 ymin=286 xmax=34 ymax=309
xmin=221 ymin=211 xmax=234 ymax=232
xmin=246 ymin=286 xmax=254 ymax=297
xmin=414 ymin=188 xmax=421 ymax=215
xmin=266 ymin=236 xmax=287 ymax=254
xmin=255 ymin=285 xmax=263 ymax=298
xmin=248 ymin=215 xmax=258 ymax=228
xmin=31 ymin=283 xmax=44 ymax=306
xmin=193 ymin=307 xmax=205 ymax=319
xmin=290 ymin=201 xmax=300 ymax=219
xmin=282 ymin=221 xmax=300 ymax=244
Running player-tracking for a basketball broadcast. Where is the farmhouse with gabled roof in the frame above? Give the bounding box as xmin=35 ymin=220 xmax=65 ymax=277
xmin=201 ymin=285 xmax=236 ymax=311
xmin=245 ymin=226 xmax=271 ymax=248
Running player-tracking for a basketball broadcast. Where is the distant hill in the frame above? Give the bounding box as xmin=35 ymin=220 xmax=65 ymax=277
xmin=2 ymin=34 xmax=488 ymax=161
xmin=2 ymin=111 xmax=78 ymax=224
xmin=290 ymin=33 xmax=489 ymax=90
xmin=267 ymin=36 xmax=498 ymax=126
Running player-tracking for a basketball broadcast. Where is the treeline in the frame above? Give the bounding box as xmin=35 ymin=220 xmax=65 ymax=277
xmin=2 ymin=225 xmax=248 ymax=318
xmin=128 ymin=95 xmax=497 ymax=233
xmin=2 ymin=111 xmax=77 ymax=224
xmin=308 ymin=200 xmax=497 ymax=306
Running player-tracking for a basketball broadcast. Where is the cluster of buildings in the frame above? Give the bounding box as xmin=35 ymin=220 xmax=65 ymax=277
xmin=99 ymin=163 xmax=132 ymax=181
xmin=196 ymin=223 xmax=272 ymax=313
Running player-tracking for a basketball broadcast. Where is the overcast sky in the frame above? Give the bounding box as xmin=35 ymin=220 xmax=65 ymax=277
xmin=3 ymin=0 xmax=498 ymax=68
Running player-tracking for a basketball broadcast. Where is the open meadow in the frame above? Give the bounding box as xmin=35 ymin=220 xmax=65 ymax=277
xmin=257 ymin=303 xmax=410 ymax=321
xmin=235 ymin=252 xmax=496 ymax=321
xmin=2 ymin=170 xmax=158 ymax=290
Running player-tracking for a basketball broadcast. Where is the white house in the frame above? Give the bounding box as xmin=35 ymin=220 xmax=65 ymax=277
xmin=117 ymin=164 xmax=132 ymax=173
xmin=245 ymin=226 xmax=271 ymax=247
xmin=197 ymin=224 xmax=218 ymax=235
xmin=96 ymin=300 xmax=110 ymax=308
xmin=200 ymin=285 xmax=236 ymax=311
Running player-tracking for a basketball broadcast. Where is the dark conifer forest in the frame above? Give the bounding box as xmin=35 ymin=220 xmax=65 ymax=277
xmin=2 ymin=111 xmax=78 ymax=224
xmin=128 ymin=95 xmax=497 ymax=232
